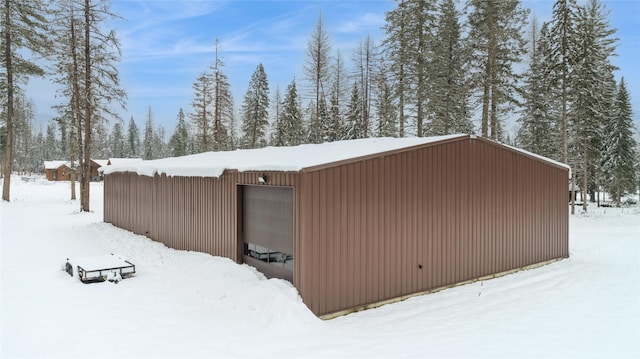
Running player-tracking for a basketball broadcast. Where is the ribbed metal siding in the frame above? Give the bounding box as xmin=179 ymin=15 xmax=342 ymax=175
xmin=298 ymin=137 xmax=569 ymax=316
xmin=103 ymin=171 xmax=299 ymax=266
xmin=103 ymin=138 xmax=569 ymax=318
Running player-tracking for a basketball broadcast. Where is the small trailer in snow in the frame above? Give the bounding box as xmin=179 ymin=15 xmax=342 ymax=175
xmin=65 ymin=253 xmax=135 ymax=283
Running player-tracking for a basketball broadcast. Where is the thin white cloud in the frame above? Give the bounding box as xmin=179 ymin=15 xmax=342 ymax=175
xmin=333 ymin=12 xmax=386 ymax=34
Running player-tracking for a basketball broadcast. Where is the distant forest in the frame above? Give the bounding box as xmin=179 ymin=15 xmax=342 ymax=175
xmin=1 ymin=0 xmax=638 ymax=209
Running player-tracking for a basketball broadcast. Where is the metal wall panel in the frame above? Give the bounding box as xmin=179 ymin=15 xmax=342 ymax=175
xmin=297 ymin=137 xmax=569 ymax=316
xmin=104 ymin=137 xmax=569 ymax=318
xmin=104 ymin=170 xmax=299 ymax=264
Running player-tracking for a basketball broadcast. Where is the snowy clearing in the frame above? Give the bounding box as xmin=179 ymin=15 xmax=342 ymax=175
xmin=1 ymin=176 xmax=639 ymax=359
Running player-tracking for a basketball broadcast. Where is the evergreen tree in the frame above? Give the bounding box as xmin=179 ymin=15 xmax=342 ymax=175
xmin=31 ymin=129 xmax=45 ymax=174
xmin=327 ymin=50 xmax=349 ymax=140
xmin=374 ymin=67 xmax=397 ymax=137
xmin=169 ymin=108 xmax=189 ymax=157
xmin=240 ymin=63 xmax=270 ymax=149
xmin=274 ymin=79 xmax=303 ymax=146
xmin=568 ymin=0 xmax=618 ymax=211
xmin=268 ymin=87 xmax=282 ymax=145
xmin=344 ymin=82 xmax=363 ymax=140
xmin=316 ymin=95 xmax=331 ymax=142
xmin=517 ymin=20 xmax=561 ymax=160
xmin=428 ymin=0 xmax=472 ymax=135
xmin=326 ymin=86 xmax=344 ymax=142
xmin=126 ymin=116 xmax=140 ymax=157
xmin=153 ymin=125 xmax=168 ymax=159
xmin=93 ymin=119 xmax=110 ymax=159
xmin=303 ymin=12 xmax=331 ymax=144
xmin=142 ymin=106 xmax=154 ymax=160
xmin=467 ymin=0 xmax=529 ymax=140
xmin=110 ymin=118 xmax=126 ymax=158
xmin=602 ymin=78 xmax=637 ymax=206
xmin=45 ymin=122 xmax=58 ymax=160
xmin=12 ymin=95 xmax=35 ymax=174
xmin=549 ymin=0 xmax=578 ymax=163
xmin=384 ymin=0 xmax=436 ymax=137
xmin=189 ymin=71 xmax=214 ymax=152
xmin=382 ymin=0 xmax=411 ymax=137
xmin=211 ymin=39 xmax=233 ymax=151
xmin=1 ymin=0 xmax=48 ymax=200
xmin=352 ymin=35 xmax=377 ymax=138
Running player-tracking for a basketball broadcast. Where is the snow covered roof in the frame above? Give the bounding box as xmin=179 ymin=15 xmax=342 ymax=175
xmin=43 ymin=161 xmax=70 ymax=170
xmin=107 ymin=158 xmax=144 ymax=166
xmin=92 ymin=159 xmax=109 ymax=168
xmin=101 ymin=135 xmax=570 ymax=179
xmin=102 ymin=134 xmax=467 ymax=178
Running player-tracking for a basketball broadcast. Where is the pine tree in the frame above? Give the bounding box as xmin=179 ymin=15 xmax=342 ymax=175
xmin=211 ymin=39 xmax=233 ymax=151
xmin=93 ymin=120 xmax=110 ymax=159
xmin=549 ymin=0 xmax=578 ymax=164
xmin=189 ymin=71 xmax=214 ymax=152
xmin=602 ymin=78 xmax=637 ymax=206
xmin=344 ymin=82 xmax=362 ymax=140
xmin=1 ymin=0 xmax=49 ymax=200
xmin=110 ymin=119 xmax=126 ymax=158
xmin=153 ymin=125 xmax=168 ymax=159
xmin=45 ymin=122 xmax=58 ymax=160
xmin=382 ymin=0 xmax=410 ymax=137
xmin=326 ymin=86 xmax=344 ymax=142
xmin=517 ymin=20 xmax=561 ymax=160
xmin=169 ymin=108 xmax=189 ymax=157
xmin=352 ymin=35 xmax=377 ymax=139
xmin=568 ymin=0 xmax=618 ymax=211
xmin=268 ymin=87 xmax=282 ymax=145
xmin=467 ymin=0 xmax=529 ymax=140
xmin=428 ymin=0 xmax=472 ymax=135
xmin=327 ymin=50 xmax=349 ymax=140
xmin=126 ymin=116 xmax=140 ymax=157
xmin=374 ymin=66 xmax=397 ymax=138
xmin=142 ymin=106 xmax=154 ymax=160
xmin=303 ymin=12 xmax=332 ymax=144
xmin=274 ymin=79 xmax=303 ymax=146
xmin=240 ymin=63 xmax=270 ymax=149
xmin=384 ymin=0 xmax=436 ymax=137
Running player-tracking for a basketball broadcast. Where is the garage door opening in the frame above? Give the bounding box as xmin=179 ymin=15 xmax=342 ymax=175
xmin=240 ymin=185 xmax=294 ymax=282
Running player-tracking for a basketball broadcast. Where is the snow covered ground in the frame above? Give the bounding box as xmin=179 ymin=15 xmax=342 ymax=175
xmin=1 ymin=176 xmax=638 ymax=359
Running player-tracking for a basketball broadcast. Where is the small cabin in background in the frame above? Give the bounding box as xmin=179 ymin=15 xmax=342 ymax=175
xmin=91 ymin=159 xmax=109 ymax=181
xmin=44 ymin=159 xmax=111 ymax=181
xmin=44 ymin=161 xmax=71 ymax=181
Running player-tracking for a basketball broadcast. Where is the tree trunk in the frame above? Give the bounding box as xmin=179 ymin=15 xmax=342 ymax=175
xmin=2 ymin=0 xmax=14 ymax=202
xmin=81 ymin=0 xmax=92 ymax=212
xmin=582 ymin=145 xmax=588 ymax=212
xmin=398 ymin=64 xmax=405 ymax=138
xmin=570 ymin=171 xmax=575 ymax=215
xmin=71 ymin=13 xmax=81 ymax=203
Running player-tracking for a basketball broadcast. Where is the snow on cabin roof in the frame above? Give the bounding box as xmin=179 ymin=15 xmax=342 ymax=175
xmin=102 ymin=134 xmax=468 ymax=178
xmin=93 ymin=159 xmax=109 ymax=167
xmin=43 ymin=161 xmax=70 ymax=170
xmin=107 ymin=158 xmax=144 ymax=166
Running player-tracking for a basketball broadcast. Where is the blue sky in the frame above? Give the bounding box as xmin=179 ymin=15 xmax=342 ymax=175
xmin=27 ymin=0 xmax=640 ymax=136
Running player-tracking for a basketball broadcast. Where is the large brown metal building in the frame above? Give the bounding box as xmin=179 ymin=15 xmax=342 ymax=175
xmin=103 ymin=134 xmax=569 ymax=317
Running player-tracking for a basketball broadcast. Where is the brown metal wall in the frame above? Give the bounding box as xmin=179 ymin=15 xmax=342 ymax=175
xmin=103 ymin=171 xmax=299 ymax=266
xmin=103 ymin=137 xmax=568 ymax=318
xmin=297 ymin=137 xmax=569 ymax=316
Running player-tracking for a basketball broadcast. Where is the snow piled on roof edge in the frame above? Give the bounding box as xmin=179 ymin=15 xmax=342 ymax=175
xmin=101 ymin=134 xmax=467 ymax=178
